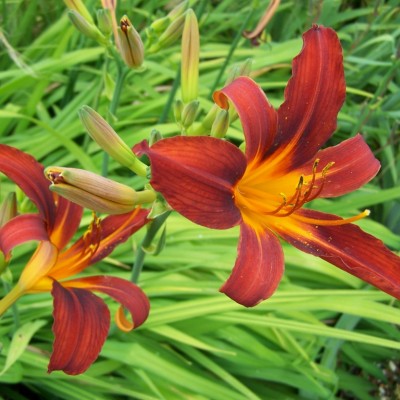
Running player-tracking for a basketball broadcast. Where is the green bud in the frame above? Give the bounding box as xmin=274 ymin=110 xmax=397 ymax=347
xmin=174 ymin=99 xmax=184 ymax=123
xmin=150 ymin=16 xmax=171 ymax=33
xmin=97 ymin=8 xmax=113 ymax=36
xmin=45 ymin=167 xmax=156 ymax=214
xmin=68 ymin=10 xmax=108 ymax=46
xmin=148 ymin=13 xmax=186 ymax=53
xmin=117 ymin=15 xmax=144 ymax=69
xmin=201 ymin=104 xmax=219 ymax=131
xmin=181 ymin=9 xmax=199 ymax=103
xmin=225 ymin=58 xmax=253 ymax=85
xmin=0 ymin=192 xmax=17 ymax=227
xmin=181 ymin=100 xmax=199 ymax=128
xmin=210 ymin=109 xmax=229 ymax=138
xmin=149 ymin=129 xmax=163 ymax=146
xmin=64 ymin=0 xmax=94 ymax=24
xmin=167 ymin=0 xmax=189 ymax=19
xmin=79 ymin=106 xmax=147 ymax=176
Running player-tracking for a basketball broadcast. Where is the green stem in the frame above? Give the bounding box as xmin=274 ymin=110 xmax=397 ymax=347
xmin=208 ymin=5 xmax=254 ymax=97
xmin=0 ymin=282 xmax=23 ymax=320
xmin=101 ymin=63 xmax=130 ymax=177
xmin=131 ymin=211 xmax=171 ymax=283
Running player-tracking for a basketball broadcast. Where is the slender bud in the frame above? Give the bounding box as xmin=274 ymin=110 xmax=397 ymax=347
xmin=117 ymin=16 xmax=144 ymax=68
xmin=64 ymin=0 xmax=94 ymax=24
xmin=45 ymin=167 xmax=156 ymax=214
xmin=168 ymin=0 xmax=189 ymax=19
xmin=0 ymin=193 xmax=17 ymax=227
xmin=181 ymin=10 xmax=199 ymax=104
xmin=79 ymin=106 xmax=147 ymax=176
xmin=148 ymin=13 xmax=186 ymax=53
xmin=174 ymin=99 xmax=184 ymax=123
xmin=149 ymin=129 xmax=163 ymax=146
xmin=181 ymin=100 xmax=199 ymax=128
xmin=225 ymin=58 xmax=253 ymax=85
xmin=97 ymin=8 xmax=113 ymax=36
xmin=201 ymin=104 xmax=219 ymax=131
xmin=210 ymin=109 xmax=229 ymax=138
xmin=149 ymin=0 xmax=189 ymax=33
xmin=68 ymin=10 xmax=108 ymax=46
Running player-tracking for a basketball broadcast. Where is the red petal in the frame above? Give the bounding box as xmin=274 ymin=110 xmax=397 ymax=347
xmin=272 ymin=26 xmax=346 ymax=170
xmin=220 ymin=223 xmax=284 ymax=307
xmin=50 ymin=208 xmax=149 ymax=280
xmin=294 ymin=134 xmax=380 ymax=198
xmin=48 ymin=280 xmax=110 ymax=375
xmin=277 ymin=209 xmax=400 ymax=298
xmin=64 ymin=276 xmax=150 ymax=329
xmin=0 ymin=214 xmax=48 ymax=257
xmin=0 ymin=145 xmax=56 ymax=228
xmin=91 ymin=208 xmax=150 ymax=264
xmin=50 ymin=196 xmax=83 ymax=250
xmin=213 ymin=76 xmax=278 ymax=161
xmin=139 ymin=137 xmax=246 ymax=229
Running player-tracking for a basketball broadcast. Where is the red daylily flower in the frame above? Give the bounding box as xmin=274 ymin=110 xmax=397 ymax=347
xmin=137 ymin=26 xmax=400 ymax=307
xmin=0 ymin=144 xmax=150 ymax=375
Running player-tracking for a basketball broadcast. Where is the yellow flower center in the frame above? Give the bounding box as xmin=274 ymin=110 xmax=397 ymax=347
xmin=233 ymin=157 xmax=368 ymax=232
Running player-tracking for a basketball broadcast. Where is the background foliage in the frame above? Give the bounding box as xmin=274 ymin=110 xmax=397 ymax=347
xmin=0 ymin=0 xmax=399 ymax=399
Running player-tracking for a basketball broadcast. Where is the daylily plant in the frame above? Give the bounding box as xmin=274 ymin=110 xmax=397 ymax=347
xmin=0 ymin=145 xmax=150 ymax=374
xmin=137 ymin=26 xmax=400 ymax=307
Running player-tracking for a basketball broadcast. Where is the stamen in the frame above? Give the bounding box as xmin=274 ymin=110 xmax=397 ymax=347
xmin=294 ymin=209 xmax=370 ymax=226
xmin=301 ymin=159 xmax=319 ymax=202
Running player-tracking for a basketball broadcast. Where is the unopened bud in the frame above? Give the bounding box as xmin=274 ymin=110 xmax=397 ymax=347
xmin=210 ymin=109 xmax=229 ymax=138
xmin=224 ymin=59 xmax=253 ymax=86
xmin=149 ymin=129 xmax=163 ymax=146
xmin=45 ymin=167 xmax=156 ymax=214
xmin=64 ymin=0 xmax=94 ymax=24
xmin=201 ymin=104 xmax=219 ymax=131
xmin=174 ymin=99 xmax=184 ymax=123
xmin=148 ymin=13 xmax=186 ymax=53
xmin=181 ymin=100 xmax=199 ymax=128
xmin=0 ymin=193 xmax=17 ymax=227
xmin=97 ymin=8 xmax=113 ymax=36
xmin=68 ymin=10 xmax=108 ymax=46
xmin=117 ymin=16 xmax=144 ymax=68
xmin=79 ymin=106 xmax=147 ymax=176
xmin=168 ymin=0 xmax=189 ymax=19
xmin=181 ymin=10 xmax=199 ymax=103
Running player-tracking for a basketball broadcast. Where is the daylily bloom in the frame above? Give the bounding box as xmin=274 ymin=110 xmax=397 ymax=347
xmin=137 ymin=26 xmax=400 ymax=307
xmin=0 ymin=145 xmax=150 ymax=374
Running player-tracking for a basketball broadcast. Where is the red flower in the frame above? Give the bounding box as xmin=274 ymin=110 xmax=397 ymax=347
xmin=0 ymin=145 xmax=150 ymax=374
xmin=137 ymin=26 xmax=400 ymax=307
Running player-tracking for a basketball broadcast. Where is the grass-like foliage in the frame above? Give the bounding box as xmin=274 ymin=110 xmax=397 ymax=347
xmin=1 ymin=0 xmax=400 ymax=399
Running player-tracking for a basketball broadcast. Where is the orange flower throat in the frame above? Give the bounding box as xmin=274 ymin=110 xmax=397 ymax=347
xmin=233 ymin=157 xmax=369 ymax=232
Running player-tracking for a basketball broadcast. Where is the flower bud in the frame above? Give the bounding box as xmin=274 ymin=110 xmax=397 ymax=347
xmin=168 ymin=0 xmax=189 ymax=19
xmin=97 ymin=8 xmax=113 ymax=36
xmin=173 ymin=99 xmax=184 ymax=124
xmin=181 ymin=100 xmax=199 ymax=128
xmin=224 ymin=58 xmax=253 ymax=85
xmin=210 ymin=109 xmax=229 ymax=138
xmin=117 ymin=16 xmax=144 ymax=68
xmin=149 ymin=129 xmax=163 ymax=146
xmin=201 ymin=104 xmax=219 ymax=131
xmin=79 ymin=106 xmax=147 ymax=176
xmin=68 ymin=10 xmax=108 ymax=46
xmin=181 ymin=9 xmax=199 ymax=103
xmin=149 ymin=0 xmax=189 ymax=33
xmin=148 ymin=13 xmax=186 ymax=53
xmin=64 ymin=0 xmax=94 ymax=24
xmin=0 ymin=192 xmax=17 ymax=227
xmin=45 ymin=167 xmax=156 ymax=214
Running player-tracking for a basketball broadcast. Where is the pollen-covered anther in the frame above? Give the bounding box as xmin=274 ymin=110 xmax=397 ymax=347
xmin=82 ymin=214 xmax=102 ymax=257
